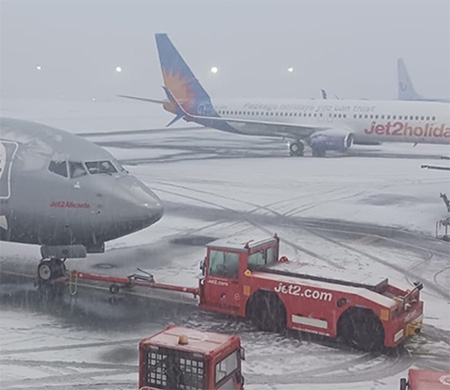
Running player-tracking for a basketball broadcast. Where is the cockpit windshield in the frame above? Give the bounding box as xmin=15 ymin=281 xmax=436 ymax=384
xmin=69 ymin=162 xmax=87 ymax=178
xmin=85 ymin=160 xmax=118 ymax=175
xmin=112 ymin=158 xmax=126 ymax=172
xmin=48 ymin=160 xmax=68 ymax=178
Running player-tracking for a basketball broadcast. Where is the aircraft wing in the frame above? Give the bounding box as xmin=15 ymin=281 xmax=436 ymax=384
xmin=162 ymin=87 xmax=329 ymax=139
xmin=118 ymin=95 xmax=167 ymax=104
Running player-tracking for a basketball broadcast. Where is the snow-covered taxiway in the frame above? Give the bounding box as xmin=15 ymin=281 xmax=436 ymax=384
xmin=1 ymin=99 xmax=449 ymax=389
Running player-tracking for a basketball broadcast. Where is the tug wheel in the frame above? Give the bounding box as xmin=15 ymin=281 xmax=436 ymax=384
xmin=338 ymin=307 xmax=385 ymax=351
xmin=247 ymin=290 xmax=286 ymax=333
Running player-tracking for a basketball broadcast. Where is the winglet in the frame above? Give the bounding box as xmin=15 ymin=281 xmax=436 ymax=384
xmin=162 ymin=86 xmax=192 ymax=127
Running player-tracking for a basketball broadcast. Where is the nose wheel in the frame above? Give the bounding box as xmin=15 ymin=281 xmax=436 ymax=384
xmin=37 ymin=258 xmax=67 ymax=283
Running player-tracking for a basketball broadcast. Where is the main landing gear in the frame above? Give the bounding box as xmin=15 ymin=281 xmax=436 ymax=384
xmin=288 ymin=141 xmax=305 ymax=157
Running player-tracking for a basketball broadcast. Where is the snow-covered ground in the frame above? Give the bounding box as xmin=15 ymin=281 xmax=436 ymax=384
xmin=1 ymin=98 xmax=449 ymax=389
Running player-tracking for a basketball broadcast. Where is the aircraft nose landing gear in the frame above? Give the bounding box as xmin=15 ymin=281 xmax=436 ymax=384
xmin=36 ymin=258 xmax=67 ymax=299
xmin=37 ymin=258 xmax=67 ymax=283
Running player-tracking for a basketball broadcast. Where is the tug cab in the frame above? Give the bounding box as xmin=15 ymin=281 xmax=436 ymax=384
xmin=139 ymin=325 xmax=245 ymax=390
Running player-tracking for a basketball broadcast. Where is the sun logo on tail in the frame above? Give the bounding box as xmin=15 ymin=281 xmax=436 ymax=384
xmin=162 ymin=69 xmax=196 ymax=113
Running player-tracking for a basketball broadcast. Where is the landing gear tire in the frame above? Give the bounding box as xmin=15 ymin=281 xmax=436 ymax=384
xmin=37 ymin=258 xmax=66 ymax=283
xmin=338 ymin=308 xmax=385 ymax=352
xmin=247 ymin=291 xmax=287 ymax=333
xmin=311 ymin=147 xmax=326 ymax=157
xmin=289 ymin=141 xmax=304 ymax=157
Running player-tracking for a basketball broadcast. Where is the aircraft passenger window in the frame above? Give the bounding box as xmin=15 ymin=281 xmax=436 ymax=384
xmin=370 ymin=115 xmax=373 ymax=119
xmin=208 ymin=250 xmax=239 ymax=279
xmin=381 ymin=115 xmax=384 ymax=119
xmin=48 ymin=160 xmax=68 ymax=178
xmin=85 ymin=160 xmax=118 ymax=175
xmin=387 ymin=115 xmax=390 ymax=119
xmin=399 ymin=115 xmax=402 ymax=120
xmin=365 ymin=115 xmax=368 ymax=119
xmin=343 ymin=114 xmax=346 ymax=118
xmin=432 ymin=116 xmax=436 ymax=121
xmin=314 ymin=113 xmax=317 ymax=117
xmin=359 ymin=114 xmax=362 ymax=118
xmin=393 ymin=115 xmax=396 ymax=120
xmin=415 ymin=116 xmax=419 ymax=120
xmin=410 ymin=116 xmax=414 ymax=120
xmin=426 ymin=116 xmax=430 ymax=121
xmin=69 ymin=162 xmax=87 ymax=178
xmin=420 ymin=116 xmax=424 ymax=120
xmin=338 ymin=114 xmax=342 ymax=118
xmin=308 ymin=113 xmax=312 ymax=117
xmin=375 ymin=115 xmax=379 ymax=119
xmin=320 ymin=113 xmax=323 ymax=117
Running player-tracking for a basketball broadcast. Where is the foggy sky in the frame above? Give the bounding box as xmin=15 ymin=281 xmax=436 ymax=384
xmin=1 ymin=0 xmax=449 ymax=101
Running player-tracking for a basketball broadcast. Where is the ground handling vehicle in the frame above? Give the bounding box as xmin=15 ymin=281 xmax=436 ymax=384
xmin=64 ymin=233 xmax=424 ymax=351
xmin=400 ymin=369 xmax=450 ymax=390
xmin=139 ymin=325 xmax=245 ymax=390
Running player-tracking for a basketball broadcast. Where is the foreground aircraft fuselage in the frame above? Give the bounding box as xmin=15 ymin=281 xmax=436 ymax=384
xmin=0 ymin=118 xmax=163 ymax=257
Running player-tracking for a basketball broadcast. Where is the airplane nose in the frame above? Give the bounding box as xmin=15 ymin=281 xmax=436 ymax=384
xmin=112 ymin=176 xmax=164 ymax=233
xmin=140 ymin=196 xmax=164 ymax=225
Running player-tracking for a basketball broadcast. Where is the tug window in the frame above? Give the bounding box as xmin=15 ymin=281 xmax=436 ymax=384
xmin=48 ymin=160 xmax=68 ymax=178
xmin=215 ymin=351 xmax=238 ymax=384
xmin=248 ymin=246 xmax=277 ymax=268
xmin=209 ymin=251 xmax=239 ymax=279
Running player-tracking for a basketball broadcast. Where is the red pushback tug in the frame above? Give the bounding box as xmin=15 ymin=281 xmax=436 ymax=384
xmin=139 ymin=325 xmax=244 ymax=390
xmin=400 ymin=369 xmax=450 ymax=390
xmin=69 ymin=234 xmax=424 ymax=351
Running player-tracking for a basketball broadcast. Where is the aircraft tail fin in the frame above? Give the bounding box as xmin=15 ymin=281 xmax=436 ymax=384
xmin=155 ymin=33 xmax=215 ymax=116
xmin=397 ymin=58 xmax=422 ymax=101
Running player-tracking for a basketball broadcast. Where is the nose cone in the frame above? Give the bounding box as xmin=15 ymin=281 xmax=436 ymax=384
xmin=140 ymin=195 xmax=164 ymax=226
xmin=112 ymin=176 xmax=164 ymax=236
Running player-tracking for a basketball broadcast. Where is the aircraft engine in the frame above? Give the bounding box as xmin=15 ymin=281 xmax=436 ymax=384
xmin=309 ymin=130 xmax=353 ymax=152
